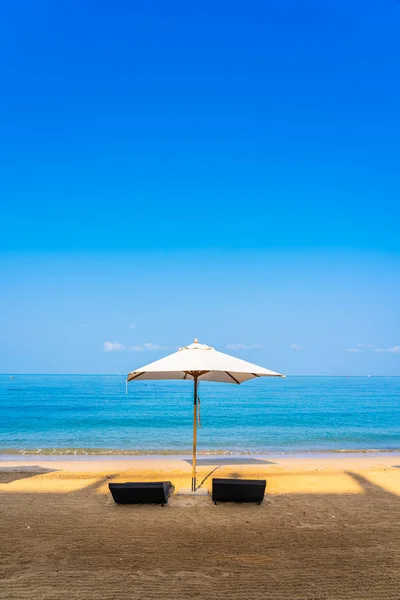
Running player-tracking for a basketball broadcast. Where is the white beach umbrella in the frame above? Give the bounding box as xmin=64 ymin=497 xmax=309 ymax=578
xmin=127 ymin=339 xmax=284 ymax=491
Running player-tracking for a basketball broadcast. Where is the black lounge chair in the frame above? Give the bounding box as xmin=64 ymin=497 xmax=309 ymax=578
xmin=212 ymin=478 xmax=266 ymax=504
xmin=109 ymin=481 xmax=172 ymax=506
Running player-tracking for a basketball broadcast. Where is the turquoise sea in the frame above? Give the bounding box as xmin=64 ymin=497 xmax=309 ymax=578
xmin=0 ymin=375 xmax=399 ymax=455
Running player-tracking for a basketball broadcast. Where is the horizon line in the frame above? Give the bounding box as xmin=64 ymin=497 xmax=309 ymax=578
xmin=1 ymin=373 xmax=399 ymax=378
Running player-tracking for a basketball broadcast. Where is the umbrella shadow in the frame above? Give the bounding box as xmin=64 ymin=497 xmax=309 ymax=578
xmin=184 ymin=458 xmax=275 ymax=466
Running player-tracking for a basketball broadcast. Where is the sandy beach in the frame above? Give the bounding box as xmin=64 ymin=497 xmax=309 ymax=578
xmin=1 ymin=454 xmax=400 ymax=599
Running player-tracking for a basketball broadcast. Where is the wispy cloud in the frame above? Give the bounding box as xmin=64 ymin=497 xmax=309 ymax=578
xmin=357 ymin=344 xmax=375 ymax=349
xmin=105 ymin=339 xmax=167 ymax=353
xmin=104 ymin=341 xmax=125 ymax=352
xmin=129 ymin=342 xmax=168 ymax=352
xmin=226 ymin=344 xmax=263 ymax=350
xmin=81 ymin=323 xmax=89 ymax=328
xmin=290 ymin=343 xmax=301 ymax=351
xmin=349 ymin=343 xmax=400 ymax=354
xmin=374 ymin=346 xmax=400 ymax=353
xmin=128 ymin=322 xmax=136 ymax=330
xmin=144 ymin=343 xmax=167 ymax=350
xmin=347 ymin=344 xmax=376 ymax=352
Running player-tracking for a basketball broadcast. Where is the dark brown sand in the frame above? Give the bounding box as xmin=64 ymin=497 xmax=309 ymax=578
xmin=1 ymin=458 xmax=399 ymax=599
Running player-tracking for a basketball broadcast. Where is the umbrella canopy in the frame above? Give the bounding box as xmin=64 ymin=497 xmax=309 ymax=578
xmin=127 ymin=340 xmax=283 ymax=383
xmin=127 ymin=339 xmax=284 ymax=491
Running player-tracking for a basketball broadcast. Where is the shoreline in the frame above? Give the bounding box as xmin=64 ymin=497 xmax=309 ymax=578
xmin=0 ymin=447 xmax=400 ymax=460
xmin=1 ymin=451 xmax=399 ymax=474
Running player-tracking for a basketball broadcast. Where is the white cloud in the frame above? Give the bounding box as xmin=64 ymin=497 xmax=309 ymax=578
xmin=129 ymin=342 xmax=167 ymax=352
xmin=375 ymin=346 xmax=400 ymax=353
xmin=290 ymin=343 xmax=301 ymax=351
xmin=144 ymin=343 xmax=167 ymax=350
xmin=104 ymin=341 xmax=125 ymax=352
xmin=226 ymin=344 xmax=263 ymax=350
xmin=357 ymin=344 xmax=375 ymax=349
xmin=128 ymin=322 xmax=136 ymax=329
xmin=81 ymin=323 xmax=89 ymax=328
xmin=347 ymin=344 xmax=376 ymax=352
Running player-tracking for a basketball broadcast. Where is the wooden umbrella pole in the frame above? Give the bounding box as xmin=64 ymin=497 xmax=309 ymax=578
xmin=192 ymin=374 xmax=198 ymax=492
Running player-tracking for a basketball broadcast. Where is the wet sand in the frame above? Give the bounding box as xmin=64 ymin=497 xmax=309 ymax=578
xmin=1 ymin=454 xmax=400 ymax=599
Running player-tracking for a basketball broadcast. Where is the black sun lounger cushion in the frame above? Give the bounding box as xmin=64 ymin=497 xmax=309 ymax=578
xmin=212 ymin=478 xmax=266 ymax=504
xmin=109 ymin=481 xmax=172 ymax=505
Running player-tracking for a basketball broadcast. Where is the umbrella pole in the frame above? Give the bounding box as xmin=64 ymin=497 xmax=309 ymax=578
xmin=192 ymin=375 xmax=198 ymax=491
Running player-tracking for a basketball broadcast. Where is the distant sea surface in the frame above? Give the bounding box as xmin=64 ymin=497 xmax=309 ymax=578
xmin=0 ymin=375 xmax=399 ymax=455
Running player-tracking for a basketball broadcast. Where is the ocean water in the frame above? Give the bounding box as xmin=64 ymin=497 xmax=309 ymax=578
xmin=0 ymin=375 xmax=399 ymax=455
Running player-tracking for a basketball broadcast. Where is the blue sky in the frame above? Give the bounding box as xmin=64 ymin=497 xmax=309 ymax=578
xmin=1 ymin=1 xmax=399 ymax=375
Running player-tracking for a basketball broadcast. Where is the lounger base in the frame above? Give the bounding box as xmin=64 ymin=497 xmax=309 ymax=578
xmin=177 ymin=487 xmax=209 ymax=496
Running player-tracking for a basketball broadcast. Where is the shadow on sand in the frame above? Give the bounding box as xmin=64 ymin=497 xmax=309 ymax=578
xmin=183 ymin=458 xmax=275 ymax=490
xmin=0 ymin=466 xmax=59 ymax=484
xmin=345 ymin=470 xmax=399 ymax=499
xmin=184 ymin=458 xmax=275 ymax=466
xmin=1 ymin=467 xmax=400 ymax=600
